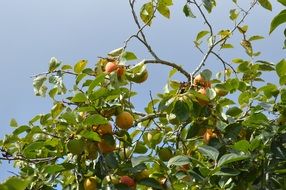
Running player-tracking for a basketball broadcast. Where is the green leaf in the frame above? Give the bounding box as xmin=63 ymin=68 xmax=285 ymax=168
xmin=229 ymin=9 xmax=238 ymax=20
xmin=203 ymin=0 xmax=214 ymax=13
xmin=51 ymin=102 xmax=64 ymax=118
xmin=183 ymin=4 xmax=196 ymax=18
xmin=80 ymin=130 xmax=101 ymax=142
xmin=33 ymin=76 xmax=47 ymax=97
xmin=74 ymin=59 xmax=88 ymax=74
xmin=140 ymin=2 xmax=154 ymax=26
xmin=87 ymin=73 xmax=106 ymax=94
xmin=214 ymin=168 xmax=240 ymax=176
xmin=233 ymin=140 xmax=250 ymax=152
xmin=167 ymin=155 xmax=190 ymax=167
xmin=196 ymin=30 xmax=209 ymax=42
xmin=131 ymin=156 xmax=151 ymax=167
xmin=248 ymin=35 xmax=264 ymax=41
xmin=276 ymin=59 xmax=286 ymax=77
xmin=217 ymin=153 xmax=249 ymax=167
xmin=108 ymin=47 xmax=124 ymax=57
xmin=198 ymin=145 xmax=219 ymax=161
xmin=201 ymin=69 xmax=212 ymax=80
xmin=158 ymin=3 xmax=170 ymax=18
xmin=270 ymin=9 xmax=286 ymax=34
xmin=258 ymin=0 xmax=272 ymax=11
xmin=221 ymin=44 xmax=234 ymax=48
xmin=138 ymin=178 xmax=163 ymax=189
xmin=238 ymin=91 xmax=251 ymax=105
xmin=84 ymin=114 xmax=108 ymax=125
xmin=61 ymin=64 xmax=72 ymax=70
xmin=0 ymin=177 xmax=30 ymax=190
xmin=44 ymin=165 xmax=65 ymax=174
xmin=121 ymin=51 xmax=137 ymax=61
xmin=171 ymin=99 xmax=190 ymax=122
xmin=71 ymin=92 xmax=87 ymax=103
xmin=13 ymin=125 xmax=30 ymax=135
xmin=226 ymin=107 xmax=243 ymax=117
xmin=242 ymin=113 xmax=269 ymax=128
xmin=48 ymin=57 xmax=61 ymax=72
xmin=259 ymin=83 xmax=279 ymax=98
xmin=44 ymin=163 xmax=75 ymax=174
xmin=278 ymin=0 xmax=286 ymax=6
xmin=10 ymin=118 xmax=18 ymax=128
xmin=61 ymin=112 xmax=77 ymax=124
xmin=23 ymin=141 xmax=45 ymax=158
xmin=158 ymin=0 xmax=173 ymax=6
xmin=134 ymin=142 xmax=148 ymax=154
xmin=49 ymin=87 xmax=58 ymax=100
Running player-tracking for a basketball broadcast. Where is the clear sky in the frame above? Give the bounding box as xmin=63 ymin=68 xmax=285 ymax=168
xmin=0 ymin=0 xmax=285 ymax=183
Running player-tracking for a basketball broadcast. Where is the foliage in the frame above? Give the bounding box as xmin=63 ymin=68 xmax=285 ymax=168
xmin=1 ymin=0 xmax=286 ymax=189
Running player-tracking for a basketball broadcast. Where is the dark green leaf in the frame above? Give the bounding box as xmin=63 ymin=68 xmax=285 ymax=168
xmin=233 ymin=140 xmax=250 ymax=152
xmin=138 ymin=178 xmax=163 ymax=189
xmin=131 ymin=156 xmax=151 ymax=167
xmin=270 ymin=9 xmax=286 ymax=34
xmin=167 ymin=155 xmax=190 ymax=167
xmin=13 ymin=125 xmax=30 ymax=136
xmin=134 ymin=142 xmax=148 ymax=154
xmin=258 ymin=0 xmax=272 ymax=11
xmin=278 ymin=0 xmax=286 ymax=6
xmin=171 ymin=99 xmax=190 ymax=122
xmin=203 ymin=0 xmax=214 ymax=13
xmin=198 ymin=145 xmax=219 ymax=161
xmin=226 ymin=107 xmax=243 ymax=117
xmin=183 ymin=4 xmax=196 ymax=18
xmin=217 ymin=153 xmax=249 ymax=167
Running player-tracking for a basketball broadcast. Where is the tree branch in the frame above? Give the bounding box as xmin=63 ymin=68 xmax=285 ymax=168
xmin=144 ymin=59 xmax=191 ymax=81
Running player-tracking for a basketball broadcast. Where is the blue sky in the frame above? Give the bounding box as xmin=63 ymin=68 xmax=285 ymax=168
xmin=0 ymin=0 xmax=285 ymax=184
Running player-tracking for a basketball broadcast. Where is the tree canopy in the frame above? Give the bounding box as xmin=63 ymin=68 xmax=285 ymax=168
xmin=1 ymin=0 xmax=286 ymax=189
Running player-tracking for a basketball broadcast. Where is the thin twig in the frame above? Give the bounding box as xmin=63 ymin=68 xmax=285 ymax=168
xmin=128 ymin=0 xmax=160 ymax=59
xmin=31 ymin=70 xmax=78 ymax=78
xmin=191 ymin=0 xmax=258 ymax=76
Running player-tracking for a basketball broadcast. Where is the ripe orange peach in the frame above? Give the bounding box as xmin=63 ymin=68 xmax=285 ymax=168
xmin=194 ymin=74 xmax=211 ymax=88
xmin=116 ymin=111 xmax=134 ymax=130
xmin=98 ymin=135 xmax=116 ymax=154
xmin=105 ymin=61 xmax=118 ymax=74
xmin=203 ymin=129 xmax=218 ymax=144
xmin=120 ymin=176 xmax=136 ymax=189
xmin=117 ymin=65 xmax=125 ymax=77
xmin=92 ymin=123 xmax=113 ymax=135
